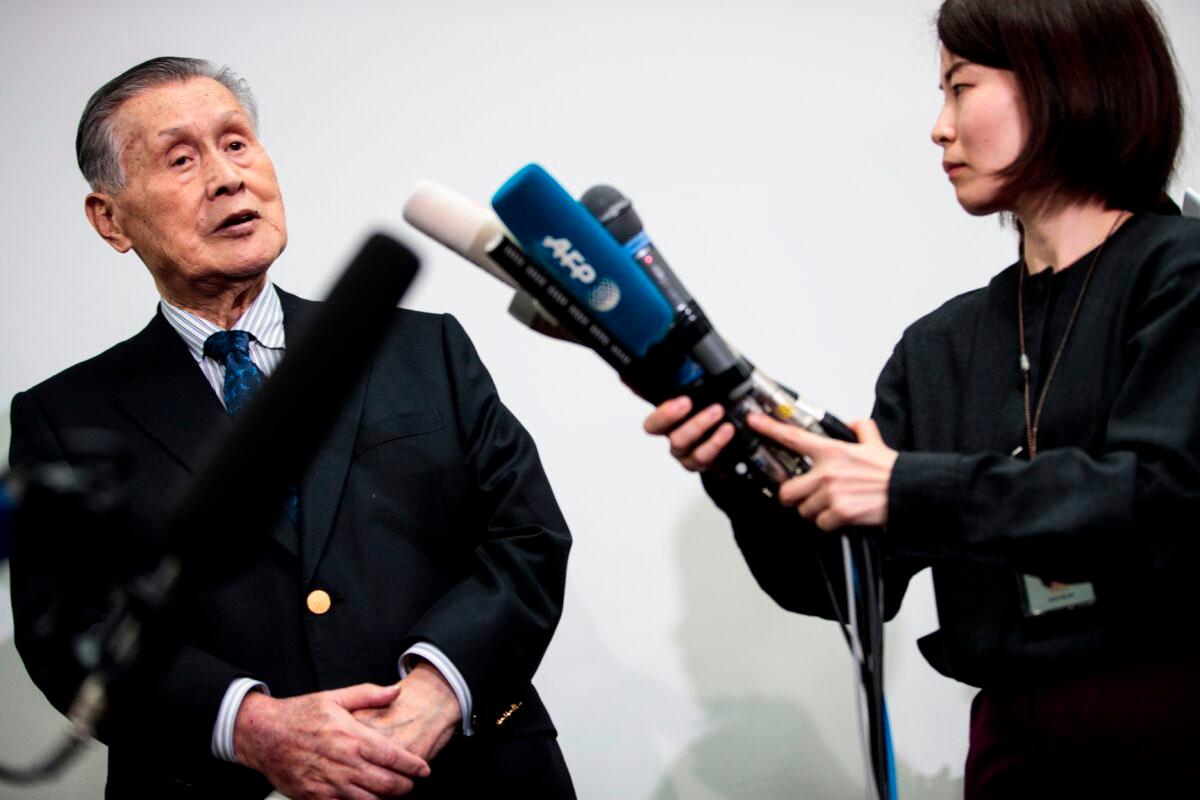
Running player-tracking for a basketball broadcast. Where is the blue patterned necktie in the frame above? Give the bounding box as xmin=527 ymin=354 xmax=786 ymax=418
xmin=203 ymin=330 xmax=300 ymax=526
xmin=203 ymin=330 xmax=263 ymax=414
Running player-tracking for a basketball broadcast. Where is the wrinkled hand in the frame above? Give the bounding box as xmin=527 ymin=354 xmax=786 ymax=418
xmin=354 ymin=662 xmax=460 ymax=764
xmin=643 ymin=397 xmax=735 ymax=472
xmin=747 ymin=414 xmax=898 ymax=531
xmin=233 ymin=683 xmax=430 ymax=800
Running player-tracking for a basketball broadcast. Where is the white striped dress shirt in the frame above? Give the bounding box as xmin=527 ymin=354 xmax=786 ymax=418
xmin=158 ymin=281 xmax=474 ymax=764
xmin=159 ymin=280 xmax=287 ymax=404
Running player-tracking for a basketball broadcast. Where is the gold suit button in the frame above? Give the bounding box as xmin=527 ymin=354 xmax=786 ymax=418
xmin=306 ymin=589 xmax=332 ymax=615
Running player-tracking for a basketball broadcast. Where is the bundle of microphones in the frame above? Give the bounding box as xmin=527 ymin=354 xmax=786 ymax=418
xmin=403 ymin=164 xmax=857 ymax=496
xmin=405 ymin=165 xmax=897 ymax=800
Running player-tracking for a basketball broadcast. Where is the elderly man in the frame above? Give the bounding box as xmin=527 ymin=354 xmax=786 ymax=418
xmin=9 ymin=57 xmax=575 ymax=800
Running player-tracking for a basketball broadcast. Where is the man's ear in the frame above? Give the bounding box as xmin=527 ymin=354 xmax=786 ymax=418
xmin=84 ymin=192 xmax=132 ymax=253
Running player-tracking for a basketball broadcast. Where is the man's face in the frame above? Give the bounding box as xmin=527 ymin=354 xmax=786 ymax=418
xmin=98 ymin=77 xmax=287 ymax=293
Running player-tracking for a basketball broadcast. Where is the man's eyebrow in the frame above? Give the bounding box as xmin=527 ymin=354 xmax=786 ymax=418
xmin=156 ymin=109 xmax=244 ymax=139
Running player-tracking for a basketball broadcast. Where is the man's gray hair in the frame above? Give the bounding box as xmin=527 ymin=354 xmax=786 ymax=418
xmin=76 ymin=56 xmax=258 ymax=194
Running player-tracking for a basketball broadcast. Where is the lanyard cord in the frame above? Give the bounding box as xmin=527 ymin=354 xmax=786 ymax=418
xmin=1017 ymin=213 xmax=1126 ymax=459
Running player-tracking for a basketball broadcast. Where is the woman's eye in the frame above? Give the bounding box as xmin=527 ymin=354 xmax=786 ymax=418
xmin=951 ymin=84 xmax=969 ymax=97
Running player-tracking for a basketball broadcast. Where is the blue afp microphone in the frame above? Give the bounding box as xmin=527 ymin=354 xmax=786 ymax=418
xmin=404 ymin=180 xmax=654 ymax=376
xmin=491 ymin=164 xmax=676 ymax=358
xmin=406 ymin=167 xmax=851 ymax=488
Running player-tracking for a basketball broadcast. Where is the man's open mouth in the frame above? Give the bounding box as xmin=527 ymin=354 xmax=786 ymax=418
xmin=215 ymin=211 xmax=260 ymax=232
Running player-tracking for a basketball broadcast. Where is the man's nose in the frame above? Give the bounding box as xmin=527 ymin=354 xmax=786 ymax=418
xmin=206 ymin=153 xmax=244 ymax=199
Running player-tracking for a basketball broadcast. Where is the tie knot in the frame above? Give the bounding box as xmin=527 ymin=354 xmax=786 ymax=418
xmin=204 ymin=329 xmax=254 ymax=361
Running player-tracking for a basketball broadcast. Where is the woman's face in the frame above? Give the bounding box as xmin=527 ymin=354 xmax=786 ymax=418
xmin=931 ymin=45 xmax=1028 ymax=215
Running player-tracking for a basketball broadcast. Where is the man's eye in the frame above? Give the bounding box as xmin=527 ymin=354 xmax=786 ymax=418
xmin=228 ymin=140 xmax=246 ymax=152
xmin=171 ymin=155 xmax=191 ymax=167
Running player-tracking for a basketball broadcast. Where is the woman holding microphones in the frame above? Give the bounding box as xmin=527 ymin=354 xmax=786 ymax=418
xmin=646 ymin=0 xmax=1200 ymax=795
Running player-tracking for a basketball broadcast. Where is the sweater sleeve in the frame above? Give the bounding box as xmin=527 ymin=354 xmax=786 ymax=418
xmin=887 ymin=245 xmax=1200 ymax=582
xmin=701 ymin=342 xmax=925 ymax=622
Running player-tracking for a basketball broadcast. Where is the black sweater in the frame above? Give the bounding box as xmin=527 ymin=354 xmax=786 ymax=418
xmin=705 ymin=211 xmax=1200 ymax=688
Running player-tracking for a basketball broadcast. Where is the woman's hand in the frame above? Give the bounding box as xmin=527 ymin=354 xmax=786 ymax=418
xmin=643 ymin=396 xmax=736 ymax=473
xmin=747 ymin=413 xmax=898 ymax=531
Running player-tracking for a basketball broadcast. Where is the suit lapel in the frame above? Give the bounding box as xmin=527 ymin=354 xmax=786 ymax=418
xmin=115 ymin=309 xmax=301 ymax=559
xmin=115 ymin=312 xmax=232 ymax=472
xmin=278 ymin=289 xmax=370 ymax=585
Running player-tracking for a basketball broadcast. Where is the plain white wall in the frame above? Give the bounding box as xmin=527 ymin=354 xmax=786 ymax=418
xmin=2 ymin=1 xmax=1199 ymax=798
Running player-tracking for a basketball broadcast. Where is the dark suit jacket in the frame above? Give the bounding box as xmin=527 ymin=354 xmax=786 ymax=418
xmin=9 ymin=289 xmax=574 ymax=798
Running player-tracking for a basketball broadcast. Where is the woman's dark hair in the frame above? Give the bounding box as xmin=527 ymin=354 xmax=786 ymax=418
xmin=937 ymin=0 xmax=1183 ymax=212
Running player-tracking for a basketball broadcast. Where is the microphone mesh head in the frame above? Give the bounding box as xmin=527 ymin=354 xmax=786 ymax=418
xmin=581 ymin=184 xmax=644 ymax=245
xmin=588 ymin=278 xmax=622 ymax=312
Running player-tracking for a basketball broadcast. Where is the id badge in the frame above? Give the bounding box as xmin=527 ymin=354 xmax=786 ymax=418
xmin=1008 ymin=445 xmax=1097 ymax=617
xmin=1018 ymin=574 xmax=1096 ymax=617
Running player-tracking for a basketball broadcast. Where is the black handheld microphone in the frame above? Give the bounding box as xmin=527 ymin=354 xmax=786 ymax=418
xmin=580 ymin=184 xmax=856 ymax=488
xmin=580 ymin=185 xmax=696 ymax=310
xmin=580 ymin=185 xmax=745 ymax=383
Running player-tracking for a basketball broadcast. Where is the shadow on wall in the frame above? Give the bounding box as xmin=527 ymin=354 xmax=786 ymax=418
xmin=651 ymin=499 xmax=962 ymax=800
xmin=540 ymin=585 xmax=698 ymax=799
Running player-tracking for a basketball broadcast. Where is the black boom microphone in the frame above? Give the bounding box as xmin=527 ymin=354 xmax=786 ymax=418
xmin=112 ymin=233 xmax=420 ymax=704
xmin=166 ymin=233 xmax=419 ymax=568
xmin=1 ymin=233 xmax=419 ymax=784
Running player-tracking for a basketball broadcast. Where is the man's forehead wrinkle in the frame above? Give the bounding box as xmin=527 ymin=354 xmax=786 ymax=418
xmin=112 ymin=78 xmax=244 ymax=139
xmin=156 ymin=109 xmax=245 ymax=140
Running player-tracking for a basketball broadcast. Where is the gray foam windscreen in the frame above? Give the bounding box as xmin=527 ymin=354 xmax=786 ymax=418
xmin=1184 ymin=189 xmax=1200 ymax=219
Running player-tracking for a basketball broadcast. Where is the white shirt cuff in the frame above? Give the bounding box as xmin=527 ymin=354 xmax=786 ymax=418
xmin=211 ymin=677 xmax=270 ymax=763
xmin=400 ymin=643 xmax=474 ymax=736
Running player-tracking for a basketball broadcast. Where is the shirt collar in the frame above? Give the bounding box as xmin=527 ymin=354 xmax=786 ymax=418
xmin=159 ymin=279 xmax=286 ymax=362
